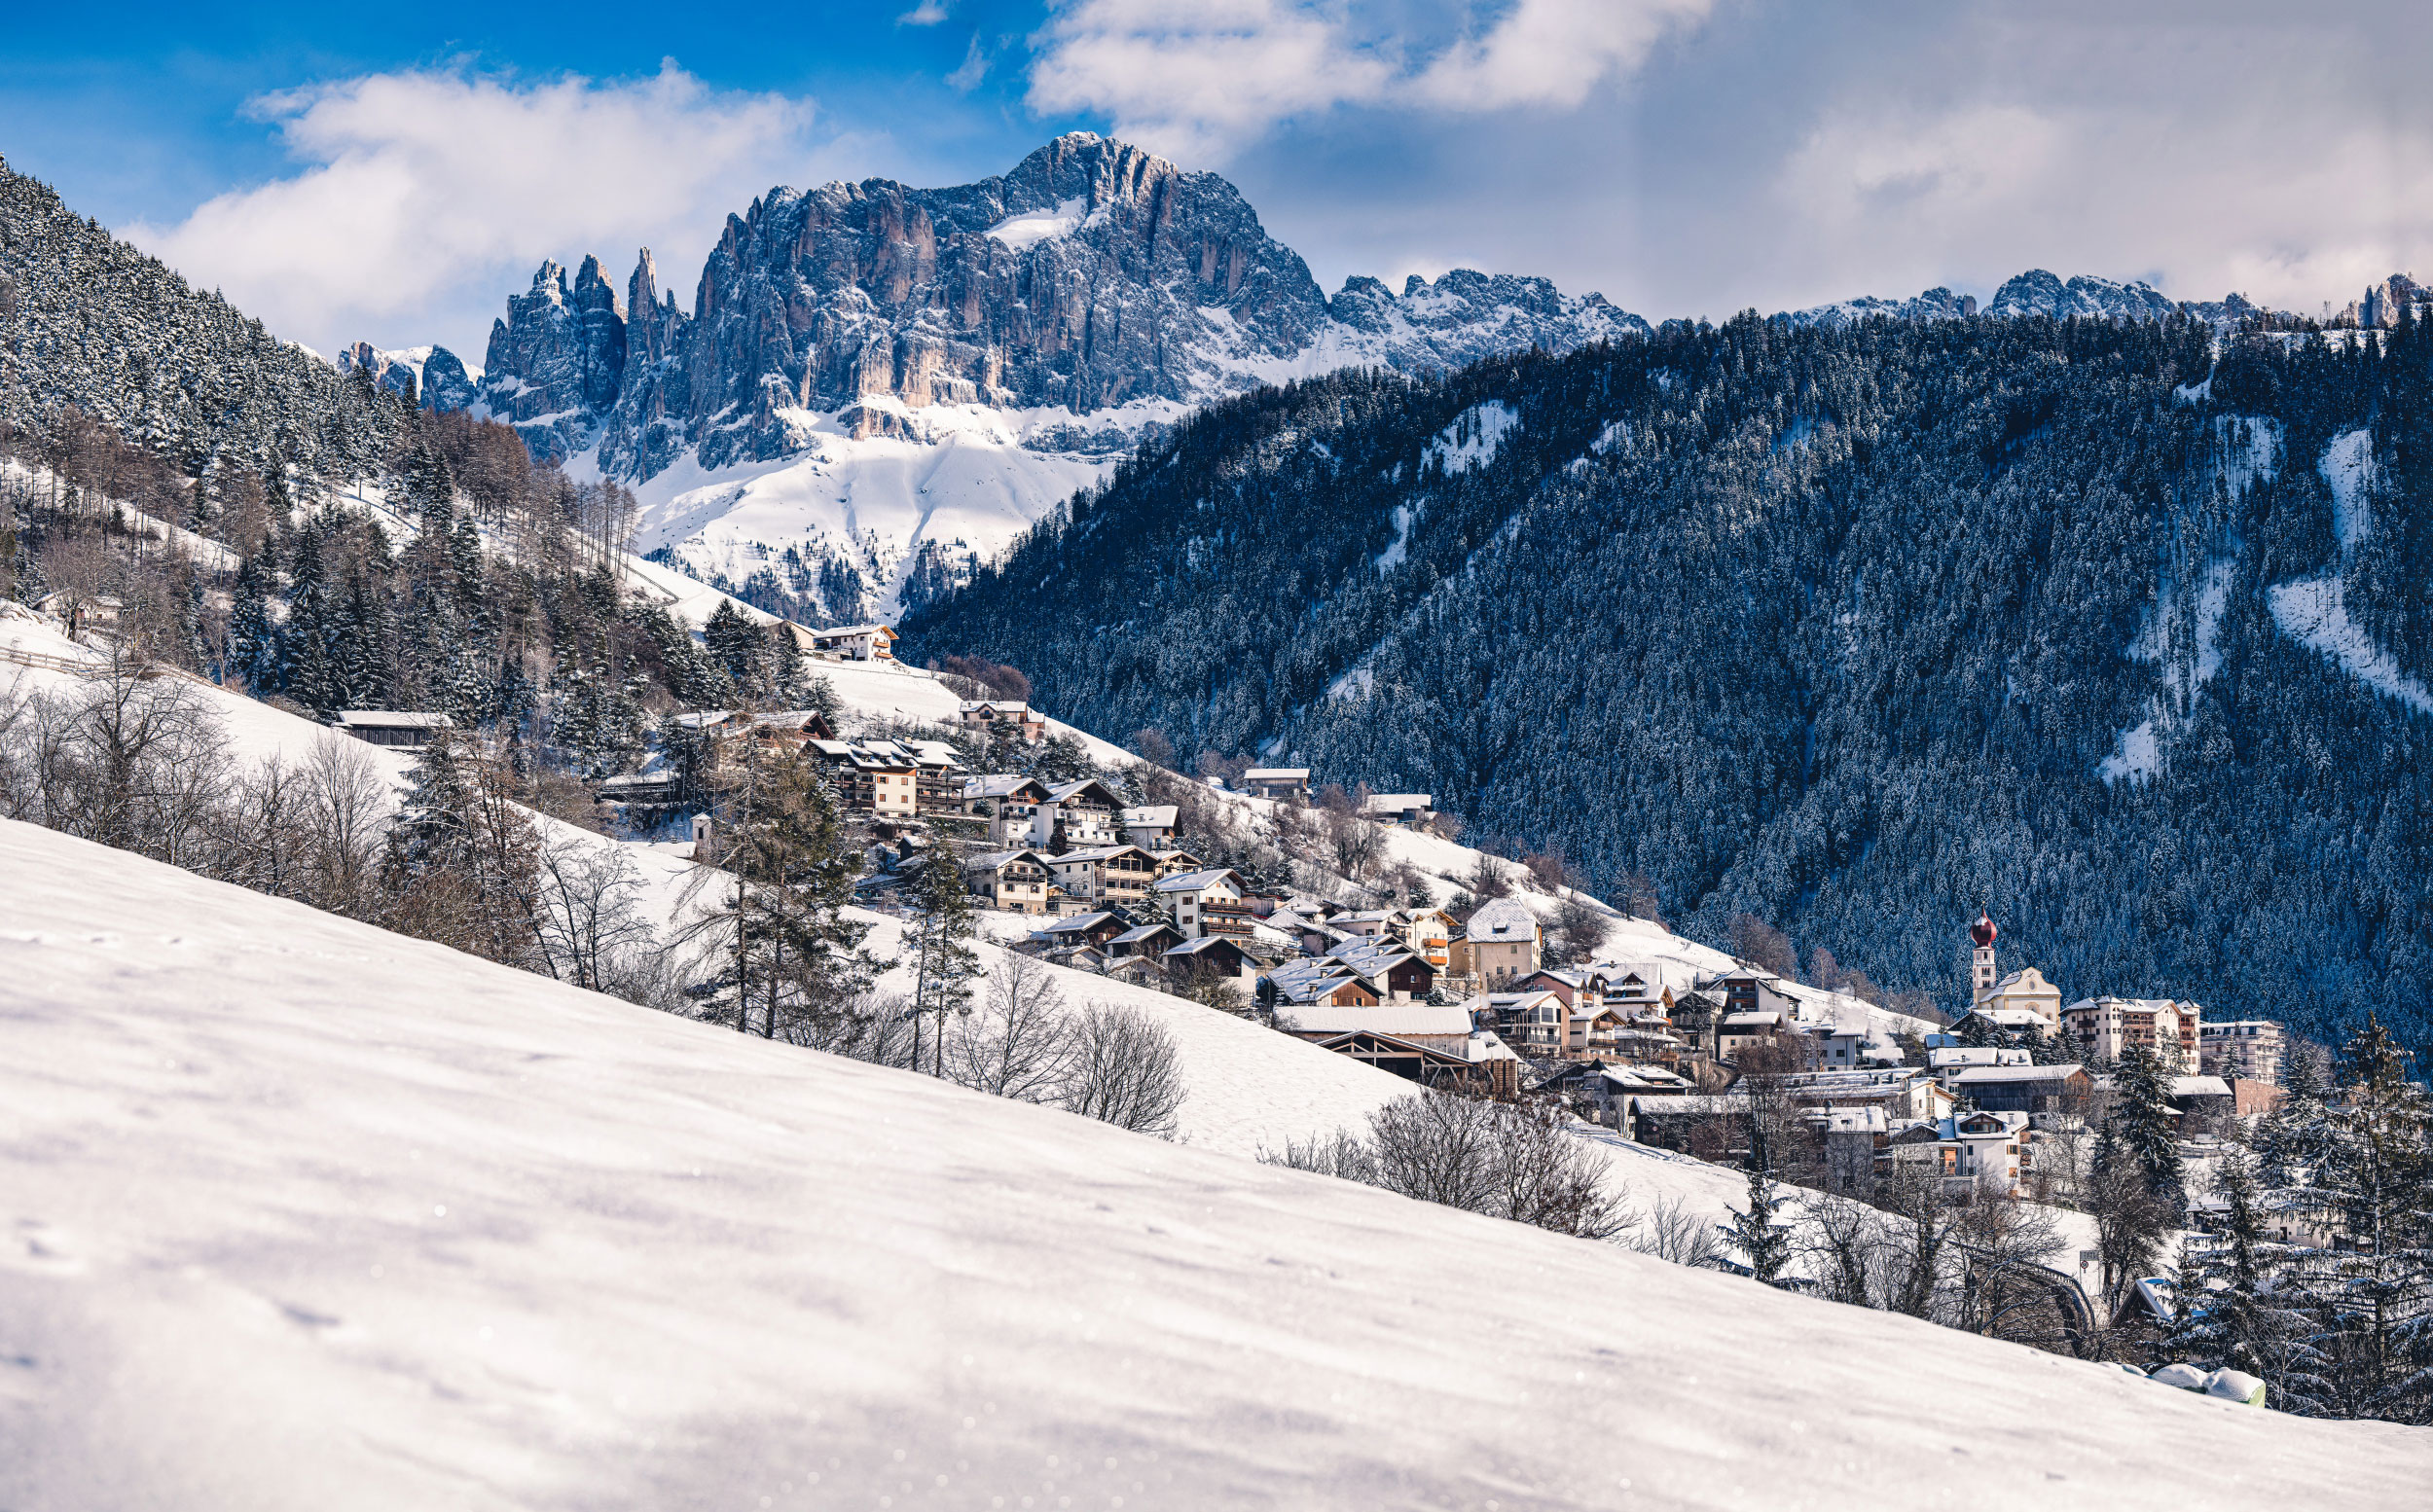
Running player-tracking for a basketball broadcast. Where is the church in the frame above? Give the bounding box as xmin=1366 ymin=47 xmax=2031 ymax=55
xmin=1963 ymin=912 xmax=2061 ymax=1031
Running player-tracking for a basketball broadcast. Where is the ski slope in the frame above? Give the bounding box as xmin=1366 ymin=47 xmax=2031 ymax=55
xmin=3 ymin=819 xmax=2423 ymax=1511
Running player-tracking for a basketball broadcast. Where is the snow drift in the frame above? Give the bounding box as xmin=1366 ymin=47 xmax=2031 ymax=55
xmin=2 ymin=820 xmax=2424 ymax=1510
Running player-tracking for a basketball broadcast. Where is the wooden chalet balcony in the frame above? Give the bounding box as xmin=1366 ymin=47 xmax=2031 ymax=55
xmin=1198 ymin=902 xmax=1255 ymax=939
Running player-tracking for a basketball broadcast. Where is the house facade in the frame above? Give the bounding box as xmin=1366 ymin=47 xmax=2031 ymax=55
xmin=1458 ymin=897 xmax=1542 ymax=982
xmin=2063 ymin=996 xmax=2202 ymax=1068
xmin=1240 ymin=768 xmax=1311 ymax=800
xmin=808 ymin=624 xmax=896 ymax=661
xmin=2199 ymin=1020 xmax=2286 ymax=1086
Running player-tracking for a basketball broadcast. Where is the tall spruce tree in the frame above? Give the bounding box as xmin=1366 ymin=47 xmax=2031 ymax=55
xmin=1725 ymin=1124 xmax=1794 ymax=1287
xmin=905 ymin=846 xmax=982 ymax=1076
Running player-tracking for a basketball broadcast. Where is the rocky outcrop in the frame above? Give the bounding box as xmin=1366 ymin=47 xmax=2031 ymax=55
xmin=418 ymin=346 xmax=478 ymax=412
xmin=478 ymin=258 xmax=629 ymax=458
xmin=1781 ymin=287 xmax=1979 ymax=328
xmin=1984 ymin=270 xmax=2258 ymax=328
xmin=469 ymin=133 xmax=1651 ymax=480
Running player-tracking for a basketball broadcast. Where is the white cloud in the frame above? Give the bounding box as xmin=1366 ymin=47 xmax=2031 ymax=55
xmin=128 ymin=63 xmax=829 ymax=359
xmin=1771 ymin=85 xmax=2433 ymax=316
xmin=1409 ymin=0 xmax=1711 ymax=112
xmin=1026 ymin=0 xmax=1712 ymax=161
xmin=898 ymin=1 xmax=952 ymax=24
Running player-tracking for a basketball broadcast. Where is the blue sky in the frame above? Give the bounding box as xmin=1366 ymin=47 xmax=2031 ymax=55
xmin=8 ymin=2 xmax=2430 ymax=361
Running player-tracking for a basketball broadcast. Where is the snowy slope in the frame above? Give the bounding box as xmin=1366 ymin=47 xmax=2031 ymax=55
xmin=4 ymin=819 xmax=2424 ymax=1512
xmin=597 ymin=399 xmax=1153 ymax=624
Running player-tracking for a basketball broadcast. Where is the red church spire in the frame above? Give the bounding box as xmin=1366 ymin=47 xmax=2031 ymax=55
xmin=1970 ymin=911 xmax=1997 ymax=949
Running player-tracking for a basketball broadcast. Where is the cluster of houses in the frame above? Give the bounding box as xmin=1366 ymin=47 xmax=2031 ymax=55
xmin=593 ymin=686 xmax=2304 ymax=1213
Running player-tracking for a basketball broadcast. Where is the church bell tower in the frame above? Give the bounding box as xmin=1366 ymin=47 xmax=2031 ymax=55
xmin=1970 ymin=911 xmax=1998 ymax=1002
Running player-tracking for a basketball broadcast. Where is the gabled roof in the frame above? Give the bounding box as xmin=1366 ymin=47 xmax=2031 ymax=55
xmin=1948 ymin=1063 xmax=2087 ymax=1085
xmin=1042 ymin=912 xmax=1120 ymax=936
xmin=1281 ymin=999 xmax=1475 ymax=1038
xmin=1464 ymin=897 xmax=1540 ymax=943
xmin=1242 ymin=767 xmax=1310 ymax=780
xmin=1120 ymin=806 xmax=1179 ymax=827
xmin=965 ymin=774 xmax=1052 ymax=800
xmin=1163 ymin=936 xmax=1247 ymax=959
xmin=1047 ymin=845 xmax=1157 ymax=867
xmin=1154 ymin=868 xmax=1241 ymax=893
xmin=335 ymin=710 xmax=454 ymax=729
xmin=964 ymin=848 xmax=1047 ymax=871
xmin=1109 ymin=922 xmax=1182 ymax=947
xmin=810 ymin=623 xmax=894 ymax=638
xmin=1325 ymin=936 xmax=1428 ymax=977
xmin=1044 ymin=778 xmax=1122 ymax=808
xmin=958 ymin=700 xmax=1034 ymax=715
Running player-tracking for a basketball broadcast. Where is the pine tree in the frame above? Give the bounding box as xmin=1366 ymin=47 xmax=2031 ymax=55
xmin=2315 ymin=1016 xmax=2433 ymax=1422
xmin=685 ymin=744 xmax=873 ymax=1036
xmin=1725 ymin=1124 xmax=1794 ymax=1287
xmin=381 ymin=730 xmax=541 ymax=967
xmin=227 ymin=552 xmax=279 ymax=693
xmin=906 ymin=844 xmax=983 ymax=1075
xmin=704 ymin=600 xmax=763 ymax=696
xmin=2113 ymin=1043 xmax=2187 ymax=1220
xmin=763 ymin=621 xmax=807 ymax=706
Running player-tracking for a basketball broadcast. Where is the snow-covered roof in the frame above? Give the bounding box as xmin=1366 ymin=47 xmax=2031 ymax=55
xmin=964 ymin=848 xmax=1046 ymax=871
xmin=1121 ymin=806 xmax=1179 ymax=827
xmin=1109 ymin=923 xmax=1180 ymax=946
xmin=1042 ymin=912 xmax=1119 ymax=935
xmin=1947 ymin=1064 xmax=2087 ymax=1085
xmin=2170 ymin=1075 xmax=2233 ymax=1098
xmin=965 ymin=774 xmax=1050 ymax=799
xmin=334 ymin=710 xmax=454 ymax=729
xmin=1361 ymin=792 xmax=1433 ymax=811
xmin=1163 ymin=936 xmax=1247 ymax=958
xmin=1463 ymin=897 xmax=1539 ymax=942
xmin=1243 ymin=768 xmax=1310 ymax=780
xmin=1281 ymin=999 xmax=1475 ymax=1038
xmin=1325 ymin=937 xmax=1426 ymax=979
xmin=810 ymin=623 xmax=894 ymax=638
xmin=1154 ymin=868 xmax=1240 ymax=893
xmin=959 ymin=700 xmax=1033 ymax=714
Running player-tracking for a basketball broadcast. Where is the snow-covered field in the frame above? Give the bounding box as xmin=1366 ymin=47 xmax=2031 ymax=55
xmin=590 ymin=399 xmax=1156 ymax=623
xmin=4 ymin=818 xmax=2424 ymax=1511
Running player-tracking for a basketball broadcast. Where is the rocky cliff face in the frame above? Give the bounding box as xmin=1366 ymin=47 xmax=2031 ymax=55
xmin=454 ymin=133 xmax=1652 ymax=474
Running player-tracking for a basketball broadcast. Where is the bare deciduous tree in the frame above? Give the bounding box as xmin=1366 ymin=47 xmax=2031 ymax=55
xmin=943 ymin=951 xmax=1074 ymax=1101
xmin=1060 ymin=1002 xmax=1184 ymax=1137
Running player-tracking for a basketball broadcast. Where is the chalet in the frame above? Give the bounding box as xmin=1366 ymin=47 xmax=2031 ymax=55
xmin=1360 ymin=792 xmax=1435 ymax=827
xmin=1261 ymin=957 xmax=1379 ymax=1009
xmin=1240 ymin=768 xmax=1311 ymax=801
xmin=1162 ymin=934 xmax=1257 ymax=983
xmin=1478 ymin=989 xmax=1571 ymax=1059
xmin=1402 ymin=907 xmax=1457 ymax=968
xmin=1945 ymin=1063 xmax=2093 ymax=1114
xmin=1513 ymin=967 xmax=1596 ymax=1011
xmin=1038 ymin=779 xmax=1124 ymax=849
xmin=1587 ymin=962 xmax=1677 ymax=1017
xmin=1704 ymin=969 xmax=1802 ymax=1025
xmin=1042 ymin=845 xmax=1164 ymax=910
xmin=807 ymin=623 xmax=896 ymax=661
xmin=957 ymin=700 xmax=1047 ymax=744
xmin=1037 ymin=912 xmax=1129 ymax=951
xmin=1716 ymin=1009 xmax=1795 ymax=1063
xmin=1770 ymin=1067 xmax=1956 ymax=1124
xmin=964 ymin=774 xmax=1054 ymax=844
xmin=335 ymin=710 xmax=454 ymax=748
xmin=1456 ymin=897 xmax=1542 ymax=981
xmin=1540 ymin=1060 xmax=1698 ymax=1132
xmin=1106 ymin=921 xmax=1184 ymax=960
xmin=1325 ymin=936 xmax=1436 ymax=1002
xmin=1335 ymin=909 xmax=1398 ymax=938
xmin=808 ymin=738 xmax=918 ymax=817
xmin=1928 ymin=1046 xmax=2032 ymax=1074
xmin=1153 ymin=868 xmax=1253 ymax=940
xmin=1120 ymin=805 xmax=1180 ymax=850
xmin=1567 ymin=1002 xmax=1681 ymax=1064
xmin=963 ymin=849 xmax=1053 ymax=913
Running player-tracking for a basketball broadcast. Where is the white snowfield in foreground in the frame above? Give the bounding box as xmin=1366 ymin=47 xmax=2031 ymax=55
xmin=4 ymin=822 xmax=2426 ymax=1511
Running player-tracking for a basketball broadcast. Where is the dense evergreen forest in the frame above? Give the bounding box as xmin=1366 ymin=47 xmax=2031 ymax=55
xmin=908 ymin=312 xmax=2433 ymax=1051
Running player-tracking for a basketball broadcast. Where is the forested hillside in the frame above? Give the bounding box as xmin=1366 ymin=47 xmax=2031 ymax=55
xmin=907 ymin=313 xmax=2433 ymax=1048
xmin=0 ymin=157 xmax=399 ymax=481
